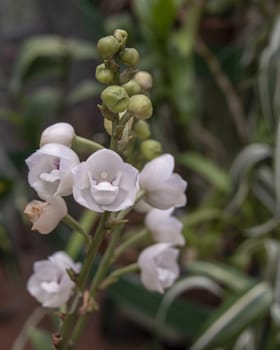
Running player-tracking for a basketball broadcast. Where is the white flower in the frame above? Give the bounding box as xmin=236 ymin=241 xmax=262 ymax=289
xmin=24 ymin=196 xmax=67 ymax=234
xmin=137 ymin=243 xmax=179 ymax=293
xmin=139 ymin=154 xmax=187 ymax=210
xmin=72 ymin=149 xmax=139 ymax=212
xmin=145 ymin=208 xmax=185 ymax=246
xmin=26 ymin=143 xmax=79 ymax=197
xmin=40 ymin=123 xmax=75 ymax=147
xmin=27 ymin=251 xmax=81 ymax=308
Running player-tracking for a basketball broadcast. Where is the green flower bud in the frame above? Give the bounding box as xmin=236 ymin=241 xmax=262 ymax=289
xmin=101 ymin=85 xmax=129 ymax=114
xmin=120 ymin=48 xmax=139 ymax=66
xmin=113 ymin=29 xmax=128 ymax=46
xmin=127 ymin=94 xmax=153 ymax=120
xmin=141 ymin=140 xmax=162 ymax=160
xmin=122 ymin=79 xmax=141 ymax=96
xmin=134 ymin=120 xmax=151 ymax=140
xmin=134 ymin=71 xmax=153 ymax=90
xmin=97 ymin=35 xmax=120 ymax=58
xmin=95 ymin=63 xmax=114 ymax=84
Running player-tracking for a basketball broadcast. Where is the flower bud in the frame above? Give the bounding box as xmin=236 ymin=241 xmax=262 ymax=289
xmin=40 ymin=122 xmax=75 ymax=147
xmin=122 ymin=79 xmax=141 ymax=96
xmin=113 ymin=29 xmax=128 ymax=46
xmin=134 ymin=120 xmax=151 ymax=140
xmin=120 ymin=48 xmax=139 ymax=66
xmin=141 ymin=140 xmax=162 ymax=160
xmin=134 ymin=71 xmax=153 ymax=90
xmin=127 ymin=94 xmax=153 ymax=119
xmin=95 ymin=63 xmax=114 ymax=84
xmin=101 ymin=86 xmax=129 ymax=114
xmin=97 ymin=35 xmax=120 ymax=58
xmin=24 ymin=196 xmax=67 ymax=234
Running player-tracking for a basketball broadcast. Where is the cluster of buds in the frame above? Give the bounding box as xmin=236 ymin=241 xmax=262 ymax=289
xmin=24 ymin=30 xmax=188 ymax=325
xmin=95 ymin=29 xmax=158 ymax=160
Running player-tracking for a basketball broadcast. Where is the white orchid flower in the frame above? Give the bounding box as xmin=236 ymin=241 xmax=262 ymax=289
xmin=27 ymin=251 xmax=81 ymax=308
xmin=139 ymin=154 xmax=187 ymax=210
xmin=40 ymin=122 xmax=75 ymax=147
xmin=24 ymin=196 xmax=67 ymax=234
xmin=26 ymin=143 xmax=79 ymax=197
xmin=137 ymin=243 xmax=179 ymax=293
xmin=145 ymin=208 xmax=185 ymax=246
xmin=72 ymin=149 xmax=139 ymax=212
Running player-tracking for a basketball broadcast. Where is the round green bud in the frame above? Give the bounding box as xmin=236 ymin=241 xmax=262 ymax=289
xmin=122 ymin=79 xmax=141 ymax=96
xmin=120 ymin=48 xmax=139 ymax=66
xmin=134 ymin=120 xmax=151 ymax=140
xmin=134 ymin=71 xmax=153 ymax=90
xmin=97 ymin=35 xmax=120 ymax=58
xmin=127 ymin=94 xmax=153 ymax=120
xmin=95 ymin=63 xmax=114 ymax=84
xmin=141 ymin=140 xmax=162 ymax=160
xmin=101 ymin=85 xmax=129 ymax=114
xmin=113 ymin=29 xmax=128 ymax=46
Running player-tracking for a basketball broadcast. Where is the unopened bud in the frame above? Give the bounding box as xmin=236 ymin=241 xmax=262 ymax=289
xmin=113 ymin=29 xmax=128 ymax=46
xmin=134 ymin=71 xmax=153 ymax=90
xmin=101 ymin=86 xmax=129 ymax=114
xmin=95 ymin=63 xmax=114 ymax=84
xmin=122 ymin=79 xmax=141 ymax=96
xmin=127 ymin=94 xmax=153 ymax=120
xmin=141 ymin=140 xmax=162 ymax=160
xmin=97 ymin=35 xmax=120 ymax=58
xmin=134 ymin=120 xmax=151 ymax=140
xmin=40 ymin=123 xmax=75 ymax=147
xmin=120 ymin=48 xmax=139 ymax=66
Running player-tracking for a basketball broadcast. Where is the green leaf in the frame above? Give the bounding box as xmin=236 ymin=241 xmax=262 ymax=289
xmin=156 ymin=276 xmax=223 ymax=340
xmin=182 ymin=208 xmax=229 ymax=228
xmin=66 ymin=39 xmax=97 ymax=60
xmin=275 ymin=118 xmax=280 ymax=214
xmin=178 ymin=152 xmax=231 ymax=193
xmin=189 ymin=282 xmax=273 ymax=350
xmin=187 ymin=261 xmax=253 ymax=292
xmin=10 ymin=36 xmax=97 ymax=93
xmin=29 ymin=328 xmax=52 ymax=350
xmin=67 ymin=80 xmax=101 ymax=105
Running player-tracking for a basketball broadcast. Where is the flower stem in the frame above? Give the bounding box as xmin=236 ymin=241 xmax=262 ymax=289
xmin=63 ymin=214 xmax=92 ymax=246
xmin=73 ymin=135 xmax=103 ymax=152
xmin=58 ymin=212 xmax=109 ymax=349
xmin=70 ymin=225 xmax=122 ymax=347
xmin=100 ymin=263 xmax=139 ymax=289
xmin=110 ymin=118 xmax=118 ymax=151
xmin=113 ymin=228 xmax=148 ymax=260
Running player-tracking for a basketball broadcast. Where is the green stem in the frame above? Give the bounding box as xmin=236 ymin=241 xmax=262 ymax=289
xmin=77 ymin=212 xmax=109 ymax=291
xmin=100 ymin=263 xmax=139 ymax=289
xmin=73 ymin=135 xmax=103 ymax=152
xmin=59 ymin=212 xmax=109 ymax=349
xmin=110 ymin=118 xmax=118 ymax=151
xmin=63 ymin=214 xmax=91 ymax=246
xmin=114 ymin=228 xmax=148 ymax=260
xmin=116 ymin=190 xmax=145 ymax=221
xmin=66 ymin=210 xmax=97 ymax=259
xmin=71 ymin=225 xmax=122 ymax=346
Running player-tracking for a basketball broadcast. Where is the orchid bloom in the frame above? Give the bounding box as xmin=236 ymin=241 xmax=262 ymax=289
xmin=139 ymin=154 xmax=187 ymax=210
xmin=24 ymin=196 xmax=67 ymax=234
xmin=26 ymin=143 xmax=79 ymax=197
xmin=72 ymin=149 xmax=139 ymax=212
xmin=137 ymin=243 xmax=179 ymax=293
xmin=27 ymin=251 xmax=81 ymax=308
xmin=40 ymin=122 xmax=75 ymax=147
xmin=145 ymin=208 xmax=185 ymax=246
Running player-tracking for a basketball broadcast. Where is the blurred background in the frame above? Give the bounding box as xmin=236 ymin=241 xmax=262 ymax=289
xmin=1 ymin=0 xmax=280 ymax=349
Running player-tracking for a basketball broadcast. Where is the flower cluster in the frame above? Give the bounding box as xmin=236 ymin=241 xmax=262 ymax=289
xmin=25 ymin=29 xmax=188 ymax=315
